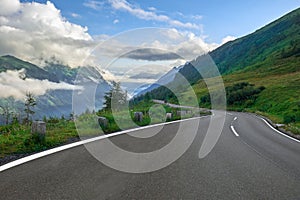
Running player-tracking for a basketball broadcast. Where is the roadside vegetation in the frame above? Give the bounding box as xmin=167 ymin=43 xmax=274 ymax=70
xmin=1 ymin=8 xmax=299 ymax=161
xmin=0 ymin=82 xmax=209 ymax=160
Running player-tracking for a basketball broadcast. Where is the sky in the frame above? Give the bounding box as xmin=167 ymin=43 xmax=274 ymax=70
xmin=0 ymin=0 xmax=299 ymax=95
xmin=18 ymin=0 xmax=300 ymax=43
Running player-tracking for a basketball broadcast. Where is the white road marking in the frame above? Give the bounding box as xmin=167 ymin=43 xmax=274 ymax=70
xmin=227 ymin=113 xmax=233 ymax=116
xmin=230 ymin=125 xmax=239 ymax=137
xmin=260 ymin=117 xmax=300 ymax=143
xmin=234 ymin=117 xmax=237 ymax=121
xmin=0 ymin=115 xmax=210 ymax=172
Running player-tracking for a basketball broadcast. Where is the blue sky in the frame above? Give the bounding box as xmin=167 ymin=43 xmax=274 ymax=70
xmin=21 ymin=0 xmax=300 ymax=43
xmin=1 ymin=0 xmax=299 ymax=94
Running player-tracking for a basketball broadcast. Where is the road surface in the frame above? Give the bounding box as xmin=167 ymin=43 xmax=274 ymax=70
xmin=0 ymin=111 xmax=299 ymax=199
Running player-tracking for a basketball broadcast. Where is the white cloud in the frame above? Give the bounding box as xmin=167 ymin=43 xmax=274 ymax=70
xmin=113 ymin=19 xmax=119 ymax=24
xmin=83 ymin=0 xmax=105 ymax=10
xmin=221 ymin=35 xmax=237 ymax=44
xmin=0 ymin=69 xmax=83 ymax=100
xmin=0 ymin=0 xmax=95 ymax=67
xmin=108 ymin=0 xmax=202 ymax=30
xmin=148 ymin=7 xmax=156 ymax=11
xmin=0 ymin=0 xmax=20 ymax=16
xmin=71 ymin=13 xmax=81 ymax=18
xmin=146 ymin=29 xmax=218 ymax=60
xmin=90 ymin=28 xmax=219 ymax=71
xmin=98 ymin=69 xmax=117 ymax=81
xmin=191 ymin=15 xmax=203 ymax=20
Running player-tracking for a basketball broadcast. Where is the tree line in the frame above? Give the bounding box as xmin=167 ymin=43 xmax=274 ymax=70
xmin=0 ymin=92 xmax=36 ymax=125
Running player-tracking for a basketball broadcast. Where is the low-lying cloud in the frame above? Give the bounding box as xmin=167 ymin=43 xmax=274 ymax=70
xmin=0 ymin=69 xmax=82 ymax=100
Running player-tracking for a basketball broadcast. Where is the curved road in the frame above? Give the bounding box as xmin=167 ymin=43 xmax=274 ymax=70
xmin=0 ymin=111 xmax=300 ymax=199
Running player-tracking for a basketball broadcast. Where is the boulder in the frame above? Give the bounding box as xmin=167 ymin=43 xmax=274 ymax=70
xmin=98 ymin=117 xmax=108 ymax=128
xmin=166 ymin=113 xmax=172 ymax=120
xmin=134 ymin=112 xmax=143 ymax=122
xmin=31 ymin=121 xmax=46 ymax=136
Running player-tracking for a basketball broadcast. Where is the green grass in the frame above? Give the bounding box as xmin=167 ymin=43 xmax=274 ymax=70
xmin=181 ymin=55 xmax=300 ymax=135
xmin=96 ymin=100 xmax=207 ymax=134
xmin=0 ymin=120 xmax=78 ymax=158
xmin=0 ymin=101 xmax=210 ymax=158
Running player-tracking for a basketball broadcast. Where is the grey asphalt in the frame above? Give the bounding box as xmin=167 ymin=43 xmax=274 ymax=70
xmin=0 ymin=112 xmax=299 ymax=199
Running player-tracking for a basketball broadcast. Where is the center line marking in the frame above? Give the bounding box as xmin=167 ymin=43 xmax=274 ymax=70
xmin=230 ymin=125 xmax=239 ymax=137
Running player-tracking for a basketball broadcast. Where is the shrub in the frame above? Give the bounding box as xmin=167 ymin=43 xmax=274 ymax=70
xmin=200 ymin=82 xmax=265 ymax=107
xmin=283 ymin=114 xmax=295 ymax=123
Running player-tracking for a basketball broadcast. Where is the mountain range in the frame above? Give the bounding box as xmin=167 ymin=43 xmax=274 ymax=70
xmin=0 ymin=55 xmax=110 ymax=123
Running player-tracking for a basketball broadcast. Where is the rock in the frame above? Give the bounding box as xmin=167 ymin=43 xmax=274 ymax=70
xmin=31 ymin=121 xmax=46 ymax=136
xmin=98 ymin=117 xmax=108 ymax=128
xmin=134 ymin=112 xmax=143 ymax=122
xmin=177 ymin=110 xmax=187 ymax=116
xmin=166 ymin=113 xmax=172 ymax=120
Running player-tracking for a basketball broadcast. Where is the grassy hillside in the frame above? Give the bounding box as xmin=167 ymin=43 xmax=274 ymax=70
xmin=137 ymin=8 xmax=300 ymax=134
xmin=210 ymin=7 xmax=300 ymax=74
xmin=177 ymin=49 xmax=300 ymax=134
xmin=174 ymin=8 xmax=300 ymax=82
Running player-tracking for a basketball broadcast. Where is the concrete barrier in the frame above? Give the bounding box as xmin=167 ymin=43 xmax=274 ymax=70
xmin=166 ymin=113 xmax=172 ymax=120
xmin=98 ymin=117 xmax=108 ymax=128
xmin=31 ymin=121 xmax=46 ymax=136
xmin=177 ymin=110 xmax=187 ymax=116
xmin=134 ymin=112 xmax=143 ymax=122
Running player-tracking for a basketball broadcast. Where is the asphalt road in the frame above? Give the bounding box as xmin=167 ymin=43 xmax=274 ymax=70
xmin=0 ymin=111 xmax=300 ymax=199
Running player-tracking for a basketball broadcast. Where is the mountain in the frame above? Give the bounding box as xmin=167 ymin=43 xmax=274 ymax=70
xmin=134 ymin=64 xmax=184 ymax=97
xmin=136 ymin=8 xmax=300 ymax=128
xmin=0 ymin=55 xmax=55 ymax=81
xmin=0 ymin=55 xmax=111 ymax=123
xmin=151 ymin=8 xmax=300 ymax=88
xmin=139 ymin=7 xmax=300 ymax=92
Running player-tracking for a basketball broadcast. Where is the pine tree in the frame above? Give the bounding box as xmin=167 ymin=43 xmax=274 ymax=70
xmin=103 ymin=82 xmax=127 ymax=112
xmin=24 ymin=92 xmax=36 ymax=125
xmin=0 ymin=104 xmax=11 ymax=125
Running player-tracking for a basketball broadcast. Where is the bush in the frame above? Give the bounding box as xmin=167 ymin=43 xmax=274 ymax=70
xmin=24 ymin=133 xmax=45 ymax=146
xmin=47 ymin=117 xmax=60 ymax=123
xmin=283 ymin=114 xmax=295 ymax=123
xmin=200 ymin=82 xmax=265 ymax=107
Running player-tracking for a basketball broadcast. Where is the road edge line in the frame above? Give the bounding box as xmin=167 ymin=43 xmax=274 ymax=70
xmin=260 ymin=117 xmax=300 ymax=143
xmin=0 ymin=115 xmax=209 ymax=172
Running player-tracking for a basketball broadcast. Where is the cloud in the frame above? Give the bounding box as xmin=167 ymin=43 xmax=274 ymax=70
xmin=113 ymin=19 xmax=119 ymax=24
xmin=123 ymin=48 xmax=181 ymax=61
xmin=191 ymin=15 xmax=203 ymax=20
xmin=0 ymin=0 xmax=95 ymax=67
xmin=0 ymin=0 xmax=20 ymax=16
xmin=108 ymin=0 xmax=202 ymax=30
xmin=83 ymin=0 xmax=105 ymax=10
xmin=92 ymin=28 xmax=218 ymax=64
xmin=71 ymin=13 xmax=81 ymax=18
xmin=221 ymin=35 xmax=237 ymax=44
xmin=0 ymin=69 xmax=83 ymax=100
xmin=98 ymin=69 xmax=117 ymax=81
xmin=148 ymin=7 xmax=156 ymax=11
xmin=130 ymin=72 xmax=163 ymax=79
xmin=146 ymin=29 xmax=218 ymax=60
